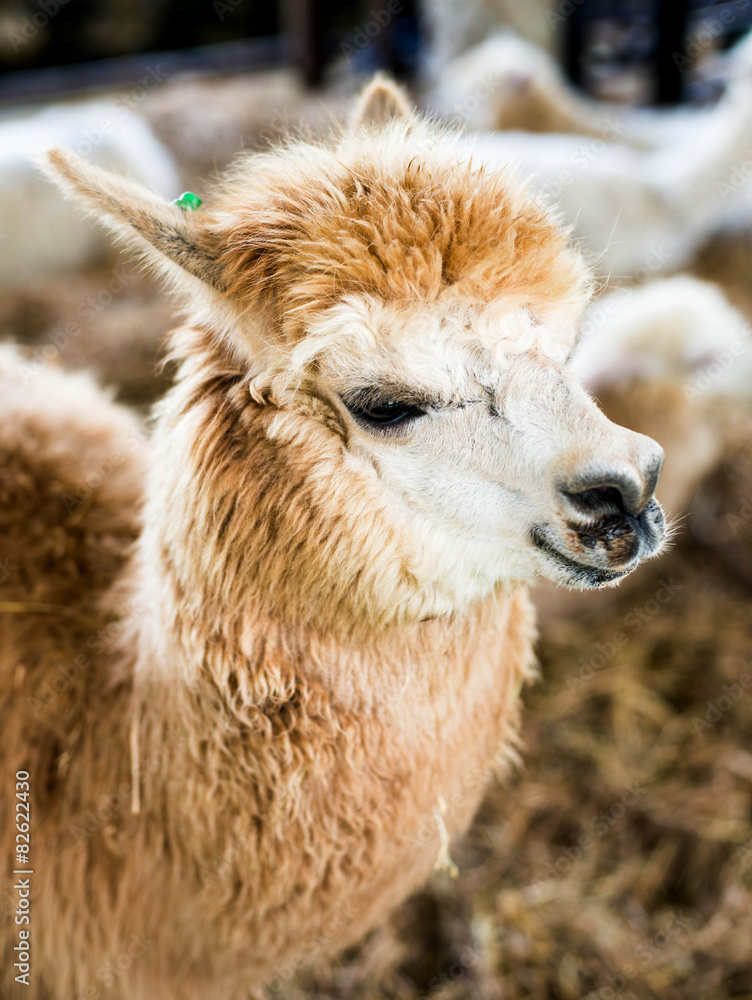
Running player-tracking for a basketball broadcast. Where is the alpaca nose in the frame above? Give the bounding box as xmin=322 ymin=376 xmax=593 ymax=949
xmin=559 ymin=452 xmax=663 ymax=519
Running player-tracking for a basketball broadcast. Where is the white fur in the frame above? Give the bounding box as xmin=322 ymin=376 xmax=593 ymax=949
xmin=572 ymin=276 xmax=752 ymax=397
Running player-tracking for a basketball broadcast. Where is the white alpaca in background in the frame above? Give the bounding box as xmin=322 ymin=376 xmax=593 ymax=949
xmin=573 ymin=275 xmax=751 ymax=396
xmin=461 ymin=79 xmax=752 ymax=278
xmin=419 ymin=0 xmax=558 ymax=80
xmin=430 ymin=29 xmax=752 ymax=277
xmin=429 ymin=29 xmax=752 ymax=146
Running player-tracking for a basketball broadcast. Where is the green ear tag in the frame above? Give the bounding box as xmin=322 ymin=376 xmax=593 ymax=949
xmin=172 ymin=191 xmax=203 ymax=211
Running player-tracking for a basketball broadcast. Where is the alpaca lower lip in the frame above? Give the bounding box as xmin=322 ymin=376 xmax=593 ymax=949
xmin=530 ymin=525 xmax=630 ymax=587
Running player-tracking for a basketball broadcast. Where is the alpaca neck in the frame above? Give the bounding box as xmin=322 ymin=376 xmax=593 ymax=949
xmin=119 ymin=353 xmax=534 ymax=914
xmin=132 ymin=522 xmax=507 ymax=722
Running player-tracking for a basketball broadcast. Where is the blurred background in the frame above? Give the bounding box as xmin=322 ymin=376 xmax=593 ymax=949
xmin=1 ymin=1 xmax=752 ymax=997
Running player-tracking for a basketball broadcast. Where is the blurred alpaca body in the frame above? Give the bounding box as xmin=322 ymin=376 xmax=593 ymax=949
xmin=462 ymin=77 xmax=752 ymax=278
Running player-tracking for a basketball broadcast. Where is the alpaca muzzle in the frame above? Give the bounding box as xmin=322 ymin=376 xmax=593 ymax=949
xmin=532 ymin=448 xmax=667 ymax=587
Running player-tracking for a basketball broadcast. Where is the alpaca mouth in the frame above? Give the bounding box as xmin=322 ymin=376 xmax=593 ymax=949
xmin=530 ymin=526 xmax=630 ymax=587
xmin=530 ymin=499 xmax=666 ymax=589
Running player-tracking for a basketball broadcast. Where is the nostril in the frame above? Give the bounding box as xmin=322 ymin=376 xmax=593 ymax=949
xmin=563 ymin=485 xmax=626 ymax=517
xmin=560 ymin=473 xmax=642 ymax=517
xmin=591 ymin=485 xmax=624 ymax=509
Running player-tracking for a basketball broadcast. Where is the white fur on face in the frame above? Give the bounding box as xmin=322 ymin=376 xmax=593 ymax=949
xmin=307 ymin=296 xmax=665 ymax=608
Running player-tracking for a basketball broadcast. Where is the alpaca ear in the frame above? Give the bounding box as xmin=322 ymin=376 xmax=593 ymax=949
xmin=41 ymin=147 xmax=225 ymax=291
xmin=350 ymin=73 xmax=416 ymax=128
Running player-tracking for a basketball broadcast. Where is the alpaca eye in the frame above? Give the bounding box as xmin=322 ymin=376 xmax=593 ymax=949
xmin=344 ymin=394 xmax=425 ymax=428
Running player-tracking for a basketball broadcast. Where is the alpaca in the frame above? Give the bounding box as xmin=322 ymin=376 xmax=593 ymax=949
xmin=573 ymin=275 xmax=752 ymax=404
xmin=419 ymin=0 xmax=558 ymax=81
xmin=0 ymin=78 xmax=666 ymax=999
xmin=429 ymin=29 xmax=626 ymax=138
xmin=430 ymin=31 xmax=752 ymax=276
xmin=429 ymin=28 xmax=752 ymax=146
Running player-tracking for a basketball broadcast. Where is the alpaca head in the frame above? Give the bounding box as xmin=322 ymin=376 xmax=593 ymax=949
xmin=43 ymin=78 xmax=665 ymax=630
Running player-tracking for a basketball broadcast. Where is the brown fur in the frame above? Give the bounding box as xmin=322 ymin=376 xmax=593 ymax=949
xmin=1 ymin=79 xmax=659 ymax=998
xmin=0 ymin=337 xmax=535 ymax=997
